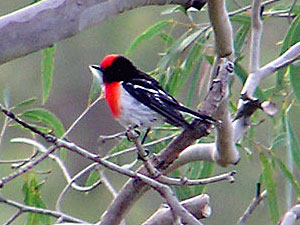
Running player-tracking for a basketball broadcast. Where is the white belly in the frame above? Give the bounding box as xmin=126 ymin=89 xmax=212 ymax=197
xmin=117 ymin=86 xmax=163 ymax=129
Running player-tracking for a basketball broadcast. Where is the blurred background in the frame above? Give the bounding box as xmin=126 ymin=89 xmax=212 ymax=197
xmin=0 ymin=0 xmax=297 ymax=224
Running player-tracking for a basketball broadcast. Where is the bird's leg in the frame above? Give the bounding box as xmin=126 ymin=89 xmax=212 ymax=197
xmin=141 ymin=127 xmax=151 ymax=145
xmin=125 ymin=125 xmax=140 ymax=142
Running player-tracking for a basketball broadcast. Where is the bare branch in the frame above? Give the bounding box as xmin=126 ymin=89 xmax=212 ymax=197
xmin=4 ymin=210 xmax=22 ymax=225
xmin=0 ymin=0 xmax=200 ymax=65
xmin=158 ymin=170 xmax=236 ymax=186
xmin=207 ymin=0 xmax=233 ymax=57
xmin=56 ymin=163 xmax=100 ymax=212
xmin=278 ymin=203 xmax=300 ymax=225
xmin=249 ymin=0 xmax=263 ymax=73
xmin=142 ymin=194 xmax=211 ymax=225
xmin=135 ymin=173 xmax=204 ymax=225
xmin=0 ymin=195 xmax=90 ymax=224
xmin=237 ymin=189 xmax=267 ymax=225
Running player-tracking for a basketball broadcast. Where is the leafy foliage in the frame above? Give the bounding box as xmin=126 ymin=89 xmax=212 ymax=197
xmin=1 ymin=1 xmax=300 ymax=225
xmin=22 ymin=173 xmax=51 ymax=225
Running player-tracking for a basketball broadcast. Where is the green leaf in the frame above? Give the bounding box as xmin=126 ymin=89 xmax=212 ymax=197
xmin=41 ymin=45 xmax=56 ymax=105
xmin=270 ymin=133 xmax=286 ymax=150
xmin=230 ymin=14 xmax=251 ymax=25
xmin=126 ymin=20 xmax=172 ymax=56
xmin=159 ymin=33 xmax=175 ymax=46
xmin=288 ymin=62 xmax=300 ymax=102
xmin=274 ymin=156 xmax=300 ymax=198
xmin=286 ymin=110 xmax=300 ymax=171
xmin=171 ymin=169 xmax=192 ymax=200
xmin=277 ymin=14 xmax=300 ymax=86
xmin=234 ymin=24 xmax=250 ymax=55
xmin=166 ymin=68 xmax=181 ymax=95
xmin=12 ymin=97 xmax=38 ymax=110
xmin=194 ymin=161 xmax=214 ymax=194
xmin=177 ymin=39 xmax=204 ymax=94
xmin=157 ymin=29 xmax=204 ymax=70
xmin=22 ymin=108 xmax=65 ymax=137
xmin=88 ymin=71 xmax=103 ymax=105
xmin=260 ymin=153 xmax=279 ymax=223
xmin=186 ymin=56 xmax=203 ymax=106
xmin=161 ymin=6 xmax=185 ymax=15
xmin=22 ymin=173 xmax=51 ymax=225
xmin=86 ymin=170 xmax=100 ymax=187
xmin=2 ymin=89 xmax=10 ymax=107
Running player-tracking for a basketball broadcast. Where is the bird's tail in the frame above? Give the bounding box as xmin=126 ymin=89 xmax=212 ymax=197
xmin=175 ymin=105 xmax=216 ymax=124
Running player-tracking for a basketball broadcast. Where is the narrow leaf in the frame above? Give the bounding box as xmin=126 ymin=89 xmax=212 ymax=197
xmin=88 ymin=72 xmax=103 ymax=105
xmin=277 ymin=14 xmax=300 ymax=86
xmin=194 ymin=161 xmax=214 ymax=194
xmin=178 ymin=39 xmax=204 ymax=93
xmin=22 ymin=108 xmax=65 ymax=137
xmin=12 ymin=97 xmax=37 ymax=110
xmin=2 ymin=89 xmax=10 ymax=107
xmin=186 ymin=56 xmax=203 ymax=106
xmin=286 ymin=111 xmax=300 ymax=171
xmin=274 ymin=156 xmax=300 ymax=198
xmin=157 ymin=29 xmax=204 ymax=70
xmin=288 ymin=62 xmax=300 ymax=102
xmin=41 ymin=45 xmax=56 ymax=104
xmin=230 ymin=14 xmax=251 ymax=25
xmin=86 ymin=170 xmax=100 ymax=187
xmin=260 ymin=153 xmax=280 ymax=223
xmin=126 ymin=20 xmax=172 ymax=56
xmin=234 ymin=24 xmax=250 ymax=55
xmin=270 ymin=133 xmax=286 ymax=150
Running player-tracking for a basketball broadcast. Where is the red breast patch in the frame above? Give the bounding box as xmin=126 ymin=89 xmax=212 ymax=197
xmin=105 ymin=82 xmax=121 ymax=118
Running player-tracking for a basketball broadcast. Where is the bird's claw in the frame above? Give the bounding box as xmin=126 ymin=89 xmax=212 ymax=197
xmin=126 ymin=128 xmax=140 ymax=142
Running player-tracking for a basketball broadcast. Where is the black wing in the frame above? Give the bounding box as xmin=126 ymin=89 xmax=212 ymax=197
xmin=122 ymin=77 xmax=190 ymax=128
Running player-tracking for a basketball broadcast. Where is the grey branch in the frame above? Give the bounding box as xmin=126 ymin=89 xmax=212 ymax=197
xmin=0 ymin=0 xmax=196 ymax=65
xmin=236 ymin=190 xmax=267 ymax=225
xmin=143 ymin=194 xmax=211 ymax=225
xmin=0 ymin=195 xmax=90 ymax=224
xmin=278 ymin=203 xmax=300 ymax=225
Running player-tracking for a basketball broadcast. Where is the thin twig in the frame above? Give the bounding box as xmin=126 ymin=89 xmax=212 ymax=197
xmin=158 ymin=170 xmax=236 ymax=186
xmin=4 ymin=210 xmax=22 ymax=225
xmin=56 ymin=163 xmax=101 ymax=212
xmin=100 ymin=170 xmax=118 ymax=198
xmin=0 ymin=115 xmax=9 ymax=146
xmin=228 ymin=0 xmax=280 ymax=17
xmin=127 ymin=130 xmax=159 ymax=177
xmin=278 ymin=203 xmax=300 ymax=225
xmin=104 ymin=133 xmax=178 ymax=160
xmin=250 ymin=0 xmax=263 ymax=73
xmin=100 ymin=170 xmax=127 ymax=225
xmin=135 ymin=173 xmax=203 ymax=225
xmin=0 ymin=195 xmax=90 ymax=224
xmin=62 ymin=96 xmax=103 ymax=138
xmin=0 ymin=145 xmax=58 ymax=188
xmin=236 ymin=189 xmax=267 ymax=225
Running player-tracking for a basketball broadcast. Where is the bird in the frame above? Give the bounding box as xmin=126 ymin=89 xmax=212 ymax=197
xmin=89 ymin=54 xmax=214 ymax=143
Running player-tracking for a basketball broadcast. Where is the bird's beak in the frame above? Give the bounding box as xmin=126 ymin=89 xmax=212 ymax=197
xmin=89 ymin=64 xmax=104 ymax=86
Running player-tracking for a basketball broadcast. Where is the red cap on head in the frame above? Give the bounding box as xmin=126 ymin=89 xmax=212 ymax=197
xmin=100 ymin=54 xmax=119 ymax=69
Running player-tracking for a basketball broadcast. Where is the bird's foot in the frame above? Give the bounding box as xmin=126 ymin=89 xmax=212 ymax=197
xmin=126 ymin=127 xmax=140 ymax=142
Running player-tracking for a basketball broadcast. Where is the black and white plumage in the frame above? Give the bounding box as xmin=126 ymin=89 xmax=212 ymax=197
xmin=89 ymin=54 xmax=214 ymax=131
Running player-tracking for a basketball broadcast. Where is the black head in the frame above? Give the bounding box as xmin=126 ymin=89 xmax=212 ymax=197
xmin=100 ymin=55 xmax=137 ymax=83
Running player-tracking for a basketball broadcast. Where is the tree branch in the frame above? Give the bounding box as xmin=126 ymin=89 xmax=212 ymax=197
xmin=142 ymin=194 xmax=211 ymax=225
xmin=0 ymin=195 xmax=90 ymax=224
xmin=0 ymin=0 xmax=200 ymax=65
xmin=278 ymin=203 xmax=300 ymax=225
